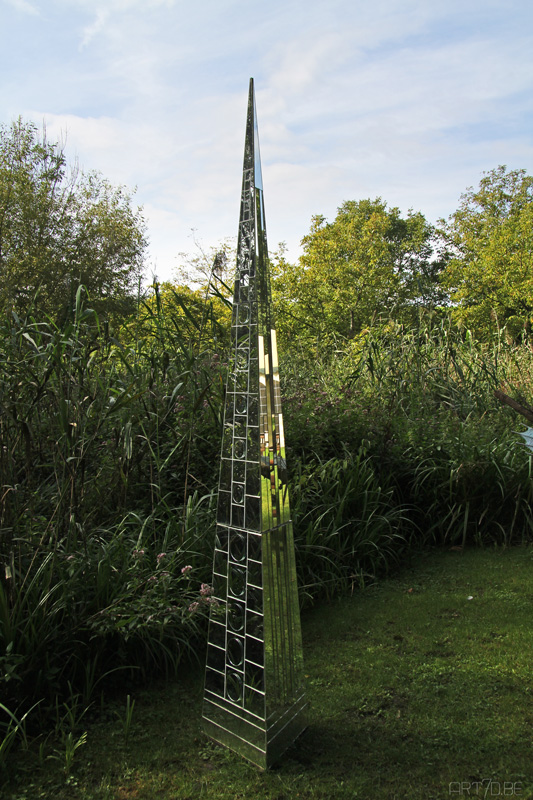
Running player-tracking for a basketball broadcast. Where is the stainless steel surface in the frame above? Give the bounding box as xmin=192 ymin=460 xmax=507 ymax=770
xmin=202 ymin=78 xmax=306 ymax=769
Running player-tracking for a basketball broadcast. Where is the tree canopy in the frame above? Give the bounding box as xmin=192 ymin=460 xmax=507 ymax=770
xmin=0 ymin=118 xmax=148 ymax=320
xmin=440 ymin=166 xmax=533 ymax=339
xmin=271 ymin=198 xmax=444 ymax=350
xmin=5 ymin=118 xmax=530 ymax=349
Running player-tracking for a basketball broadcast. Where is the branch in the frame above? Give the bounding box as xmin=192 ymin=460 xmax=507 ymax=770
xmin=494 ymin=389 xmax=533 ymax=424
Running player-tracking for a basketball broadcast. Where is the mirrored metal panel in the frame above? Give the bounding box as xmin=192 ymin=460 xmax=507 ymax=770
xmin=202 ymin=78 xmax=306 ymax=769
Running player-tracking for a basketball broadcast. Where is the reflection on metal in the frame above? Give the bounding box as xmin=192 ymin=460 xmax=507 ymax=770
xmin=202 ymin=78 xmax=306 ymax=769
xmin=517 ymin=427 xmax=533 ymax=451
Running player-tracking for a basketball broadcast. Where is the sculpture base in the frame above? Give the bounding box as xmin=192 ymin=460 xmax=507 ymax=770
xmin=202 ymin=690 xmax=307 ymax=769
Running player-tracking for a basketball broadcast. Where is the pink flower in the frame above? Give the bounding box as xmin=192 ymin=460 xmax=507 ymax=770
xmin=200 ymin=583 xmax=213 ymax=597
xmin=181 ymin=565 xmax=192 ymax=575
xmin=157 ymin=552 xmax=166 ymax=563
xmin=188 ymin=601 xmax=200 ymax=613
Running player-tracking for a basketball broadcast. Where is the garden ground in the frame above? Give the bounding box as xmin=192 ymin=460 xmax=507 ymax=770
xmin=4 ymin=545 xmax=533 ymax=800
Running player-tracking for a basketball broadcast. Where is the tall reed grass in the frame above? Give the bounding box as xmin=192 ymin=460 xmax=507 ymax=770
xmin=0 ymin=285 xmax=224 ymax=752
xmin=282 ymin=314 xmax=533 ymax=553
xmin=2 ymin=295 xmax=533 ymax=760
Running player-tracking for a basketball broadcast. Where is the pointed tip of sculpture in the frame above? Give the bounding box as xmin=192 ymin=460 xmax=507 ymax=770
xmin=243 ymin=77 xmax=263 ymax=192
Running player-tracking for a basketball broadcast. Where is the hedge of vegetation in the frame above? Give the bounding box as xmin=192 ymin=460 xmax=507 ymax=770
xmin=2 ymin=287 xmax=533 ymax=763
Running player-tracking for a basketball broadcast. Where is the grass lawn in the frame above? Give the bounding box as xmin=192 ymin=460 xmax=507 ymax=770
xmin=4 ymin=545 xmax=533 ymax=799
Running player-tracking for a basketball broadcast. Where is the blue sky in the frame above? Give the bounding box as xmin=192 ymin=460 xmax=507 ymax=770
xmin=2 ymin=0 xmax=533 ymax=283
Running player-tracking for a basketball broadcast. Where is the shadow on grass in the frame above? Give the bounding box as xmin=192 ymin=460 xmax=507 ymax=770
xmin=4 ymin=547 xmax=533 ymax=800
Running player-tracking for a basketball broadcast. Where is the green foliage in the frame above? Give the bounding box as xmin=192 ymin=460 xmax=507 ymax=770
xmin=291 ymin=448 xmax=411 ymax=604
xmin=172 ymin=238 xmax=236 ymax=291
xmin=3 ymin=150 xmax=533 ymax=772
xmin=0 ymin=700 xmax=38 ymax=770
xmin=272 ymin=199 xmax=444 ymax=350
xmin=0 ymin=118 xmax=147 ymax=322
xmin=0 ymin=285 xmax=224 ymax=730
xmin=440 ymin=165 xmax=533 ymax=339
xmin=0 ymin=506 xmax=215 ymax=715
xmin=4 ymin=548 xmax=533 ymax=798
xmin=282 ymin=314 xmax=533 ymax=552
xmin=129 ymin=280 xmax=231 ymax=354
xmin=0 ymin=285 xmax=225 ymax=541
xmin=5 ymin=293 xmax=530 ymax=738
xmin=119 ymin=694 xmax=135 ymax=745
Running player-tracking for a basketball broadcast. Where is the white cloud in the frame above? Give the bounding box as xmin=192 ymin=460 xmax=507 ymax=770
xmin=5 ymin=0 xmax=39 ymax=14
xmin=79 ymin=8 xmax=109 ymax=50
xmin=267 ymin=30 xmax=352 ymax=99
xmin=5 ymin=0 xmax=533 ymax=281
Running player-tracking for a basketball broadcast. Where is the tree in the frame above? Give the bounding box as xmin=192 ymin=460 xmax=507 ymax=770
xmin=271 ymin=199 xmax=443 ymax=349
xmin=440 ymin=166 xmax=533 ymax=339
xmin=172 ymin=237 xmax=236 ymax=292
xmin=0 ymin=118 xmax=147 ymax=320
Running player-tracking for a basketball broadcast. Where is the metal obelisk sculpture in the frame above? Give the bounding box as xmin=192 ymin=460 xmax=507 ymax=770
xmin=202 ymin=78 xmax=307 ymax=768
